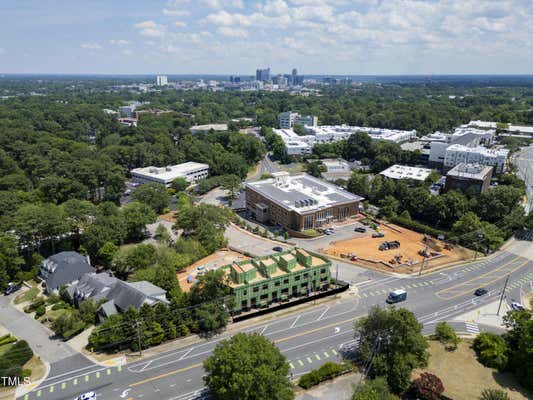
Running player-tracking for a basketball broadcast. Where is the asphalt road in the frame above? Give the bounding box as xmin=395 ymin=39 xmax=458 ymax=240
xmin=21 ymin=248 xmax=533 ymax=400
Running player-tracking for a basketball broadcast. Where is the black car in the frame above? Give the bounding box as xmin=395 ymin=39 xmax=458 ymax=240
xmin=354 ymin=227 xmax=366 ymax=233
xmin=4 ymin=282 xmax=21 ymax=296
xmin=474 ymin=288 xmax=488 ymax=296
xmin=272 ymin=246 xmax=283 ymax=252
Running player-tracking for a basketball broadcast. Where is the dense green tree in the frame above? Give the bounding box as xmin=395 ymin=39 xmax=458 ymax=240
xmin=203 ymin=333 xmax=293 ymax=400
xmin=111 ymin=244 xmax=157 ymax=279
xmin=122 ymin=201 xmax=157 ymax=241
xmin=0 ymin=234 xmax=25 ymax=290
xmin=503 ymin=309 xmax=533 ymax=390
xmin=354 ymin=306 xmax=428 ymax=393
xmin=221 ymin=174 xmax=242 ymax=201
xmin=352 ymin=377 xmax=398 ymax=400
xmin=479 ymin=389 xmax=511 ymax=400
xmin=433 ymin=322 xmax=460 ymax=350
xmin=472 ymin=332 xmax=508 ymax=370
xmin=305 ymin=161 xmax=326 ymax=178
xmin=132 ymin=183 xmax=170 ymax=214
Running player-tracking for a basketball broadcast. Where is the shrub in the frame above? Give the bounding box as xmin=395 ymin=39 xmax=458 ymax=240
xmin=46 ymin=294 xmax=61 ymax=305
xmin=51 ymin=301 xmax=70 ymax=311
xmin=298 ymin=361 xmax=347 ymax=389
xmin=24 ymin=297 xmax=45 ymax=313
xmin=479 ymin=388 xmax=510 ymax=400
xmin=352 ymin=377 xmax=398 ymax=400
xmin=473 ymin=332 xmax=508 ymax=370
xmin=410 ymin=372 xmax=445 ymax=400
xmin=389 ymin=216 xmax=447 ymax=238
xmin=34 ymin=305 xmax=46 ymax=318
xmin=0 ymin=334 xmax=17 ymax=346
xmin=433 ymin=322 xmax=460 ymax=350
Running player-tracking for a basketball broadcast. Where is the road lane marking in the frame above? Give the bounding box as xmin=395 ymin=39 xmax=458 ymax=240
xmin=61 ymin=382 xmax=66 ymax=389
xmin=317 ymin=306 xmax=330 ymax=321
xmin=331 ymin=349 xmax=338 ymax=355
xmin=290 ymin=315 xmax=301 ymax=328
xmin=130 ymin=363 xmax=203 ymax=387
xmin=362 ymin=293 xmax=368 ymax=298
xmin=73 ymin=378 xmax=78 ymax=386
xmin=289 ymin=363 xmax=294 ymax=369
xmin=96 ymin=372 xmax=100 ymax=378
xmin=315 ymin=354 xmax=321 ymax=360
xmin=298 ymin=360 xmax=304 ymax=366
xmin=323 ymin=351 xmax=329 ymax=357
xmin=49 ymin=386 xmax=54 ymax=393
xmin=85 ymin=375 xmax=89 ymax=382
xmin=306 ymin=357 xmax=313 ymax=364
xmin=36 ymin=390 xmax=41 ymax=397
xmin=107 ymin=369 xmax=111 ymax=375
xmin=118 ymin=365 xmax=122 ymax=372
xmin=435 ymin=258 xmax=528 ymax=300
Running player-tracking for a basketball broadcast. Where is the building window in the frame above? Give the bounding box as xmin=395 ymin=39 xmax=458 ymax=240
xmin=241 ymin=300 xmax=247 ymax=308
xmin=253 ymin=287 xmax=259 ymax=293
xmin=283 ymin=278 xmax=289 ymax=284
xmin=260 ymin=294 xmax=268 ymax=301
xmin=262 ymin=284 xmax=268 ymax=290
xmin=295 ymin=275 xmax=301 ymax=281
xmin=320 ymin=268 xmax=326 ymax=274
xmin=274 ymin=280 xmax=281 ymax=287
xmin=303 ymin=273 xmax=308 ymax=279
xmin=243 ymin=290 xmax=247 ymax=296
xmin=303 ymin=214 xmax=314 ymax=230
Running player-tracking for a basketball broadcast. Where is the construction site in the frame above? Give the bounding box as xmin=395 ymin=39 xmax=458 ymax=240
xmin=323 ymin=223 xmax=473 ymax=274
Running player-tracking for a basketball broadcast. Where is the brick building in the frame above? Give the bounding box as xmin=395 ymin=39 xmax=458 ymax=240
xmin=221 ymin=248 xmax=331 ymax=313
xmin=445 ymin=163 xmax=493 ymax=194
xmin=245 ymin=172 xmax=363 ymax=231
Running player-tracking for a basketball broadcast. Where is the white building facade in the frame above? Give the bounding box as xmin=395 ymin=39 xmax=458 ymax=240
xmin=278 ymin=111 xmax=318 ymax=129
xmin=155 ymin=75 xmax=168 ymax=86
xmin=131 ymin=162 xmax=209 ymax=187
xmin=443 ymin=145 xmax=508 ymax=174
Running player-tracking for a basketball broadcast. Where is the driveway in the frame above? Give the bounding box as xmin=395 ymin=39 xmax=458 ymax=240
xmin=0 ymin=294 xmax=85 ymax=365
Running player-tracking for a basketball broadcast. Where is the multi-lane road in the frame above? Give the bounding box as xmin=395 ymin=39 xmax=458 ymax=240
xmin=19 ymin=247 xmax=533 ymax=400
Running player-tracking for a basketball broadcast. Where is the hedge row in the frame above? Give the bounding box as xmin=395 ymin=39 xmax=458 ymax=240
xmin=298 ymin=362 xmax=349 ymax=389
xmin=389 ymin=216 xmax=448 ymax=239
xmin=0 ymin=334 xmax=17 ymax=346
xmin=0 ymin=340 xmax=33 ymax=385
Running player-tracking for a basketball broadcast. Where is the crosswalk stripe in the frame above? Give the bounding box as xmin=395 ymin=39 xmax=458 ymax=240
xmin=381 ymin=289 xmax=387 ymax=294
xmin=36 ymin=390 xmax=41 ymax=398
xmin=331 ymin=349 xmax=338 ymax=355
xmin=96 ymin=372 xmax=100 ymax=378
xmin=85 ymin=375 xmax=89 ymax=382
xmin=405 ymin=284 xmax=411 ymax=288
xmin=323 ymin=351 xmax=329 ymax=358
xmin=412 ymin=283 xmax=418 ymax=287
xmin=61 ymin=382 xmax=66 ymax=389
xmin=307 ymin=357 xmax=313 ymax=363
xmin=298 ymin=360 xmax=304 ymax=366
xmin=106 ymin=369 xmax=111 ymax=375
xmin=362 ymin=293 xmax=368 ymax=298
xmin=289 ymin=363 xmax=294 ymax=369
xmin=117 ymin=365 xmax=122 ymax=372
xmin=315 ymin=354 xmax=321 ymax=360
xmin=49 ymin=386 xmax=54 ymax=393
xmin=73 ymin=378 xmax=78 ymax=386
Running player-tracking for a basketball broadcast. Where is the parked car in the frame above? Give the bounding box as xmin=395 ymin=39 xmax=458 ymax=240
xmin=272 ymin=246 xmax=283 ymax=252
xmin=75 ymin=392 xmax=96 ymax=400
xmin=474 ymin=288 xmax=488 ymax=296
xmin=123 ymin=189 xmax=132 ymax=196
xmin=4 ymin=282 xmax=21 ymax=296
xmin=372 ymin=232 xmax=385 ymax=238
xmin=511 ymin=302 xmax=525 ymax=311
xmin=354 ymin=227 xmax=366 ymax=233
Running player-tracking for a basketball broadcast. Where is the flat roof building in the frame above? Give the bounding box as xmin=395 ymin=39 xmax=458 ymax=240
xmin=445 ymin=163 xmax=493 ymax=194
xmin=190 ymin=124 xmax=228 ymax=133
xmin=321 ymin=158 xmax=352 ymax=181
xmin=245 ymin=172 xmax=363 ymax=231
xmin=278 ymin=111 xmax=318 ymax=129
xmin=443 ymin=144 xmax=508 ymax=174
xmin=131 ymin=162 xmax=209 ymax=187
xmin=220 ymin=248 xmax=331 ymax=313
xmin=380 ymin=164 xmax=433 ymax=181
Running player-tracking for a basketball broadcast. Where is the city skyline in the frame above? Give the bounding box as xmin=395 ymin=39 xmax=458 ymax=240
xmin=1 ymin=0 xmax=532 ymax=75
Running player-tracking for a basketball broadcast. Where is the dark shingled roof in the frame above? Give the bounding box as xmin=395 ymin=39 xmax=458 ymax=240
xmin=40 ymin=251 xmax=95 ymax=292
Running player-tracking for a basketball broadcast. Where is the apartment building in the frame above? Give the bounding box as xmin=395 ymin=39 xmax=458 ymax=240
xmin=443 ymin=145 xmax=508 ymax=174
xmin=445 ymin=163 xmax=493 ymax=194
xmin=278 ymin=111 xmax=318 ymax=129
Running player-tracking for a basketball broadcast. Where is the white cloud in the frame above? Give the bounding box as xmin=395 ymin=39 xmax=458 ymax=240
xmin=217 ymin=26 xmax=248 ymax=38
xmin=162 ymin=9 xmax=191 ymax=17
xmin=122 ymin=49 xmax=133 ymax=56
xmin=80 ymin=42 xmax=102 ymax=50
xmin=109 ymin=39 xmax=130 ymax=46
xmin=174 ymin=21 xmax=187 ymax=28
xmin=134 ymin=20 xmax=166 ymax=37
xmin=202 ymin=0 xmax=244 ymax=9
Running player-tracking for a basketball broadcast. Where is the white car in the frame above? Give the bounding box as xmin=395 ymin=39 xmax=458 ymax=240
xmin=76 ymin=392 xmax=96 ymax=400
xmin=511 ymin=302 xmax=525 ymax=311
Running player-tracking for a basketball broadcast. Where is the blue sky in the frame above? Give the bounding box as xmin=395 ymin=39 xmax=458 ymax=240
xmin=1 ymin=0 xmax=532 ymax=75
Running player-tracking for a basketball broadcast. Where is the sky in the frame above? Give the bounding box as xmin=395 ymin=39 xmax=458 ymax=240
xmin=1 ymin=0 xmax=532 ymax=75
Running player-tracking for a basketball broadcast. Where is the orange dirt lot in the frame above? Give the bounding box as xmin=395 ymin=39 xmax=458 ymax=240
xmin=324 ymin=224 xmax=472 ymax=273
xmin=177 ymin=249 xmax=249 ymax=292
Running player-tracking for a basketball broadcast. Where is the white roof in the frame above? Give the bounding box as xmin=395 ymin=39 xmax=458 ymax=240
xmin=131 ymin=162 xmax=209 ymax=181
xmin=380 ymin=164 xmax=433 ymax=181
xmin=468 ymin=120 xmax=533 ymax=134
xmin=190 ymin=124 xmax=228 ymax=131
xmin=446 ymin=144 xmax=509 ymax=157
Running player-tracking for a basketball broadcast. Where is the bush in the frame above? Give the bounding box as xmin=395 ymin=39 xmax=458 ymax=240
xmin=0 ymin=334 xmax=17 ymax=346
xmin=0 ymin=340 xmax=34 ymax=382
xmin=479 ymin=388 xmax=510 ymax=400
xmin=389 ymin=216 xmax=447 ymax=238
xmin=46 ymin=294 xmax=61 ymax=305
xmin=352 ymin=377 xmax=398 ymax=400
xmin=410 ymin=372 xmax=445 ymax=400
xmin=51 ymin=301 xmax=70 ymax=311
xmin=298 ymin=361 xmax=347 ymax=389
xmin=433 ymin=322 xmax=460 ymax=350
xmin=24 ymin=297 xmax=45 ymax=313
xmin=473 ymin=332 xmax=508 ymax=370
xmin=34 ymin=305 xmax=46 ymax=318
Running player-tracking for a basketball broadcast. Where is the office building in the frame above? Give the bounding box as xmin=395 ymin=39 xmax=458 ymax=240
xmin=321 ymin=158 xmax=352 ymax=181
xmin=221 ymin=248 xmax=332 ymax=313
xmin=445 ymin=163 xmax=493 ymax=194
xmin=443 ymin=144 xmax=508 ymax=174
xmin=155 ymin=75 xmax=168 ymax=86
xmin=278 ymin=111 xmax=318 ymax=129
xmin=245 ymin=172 xmax=363 ymax=231
xmin=305 ymin=125 xmax=417 ymax=144
xmin=380 ymin=165 xmax=433 ymax=181
xmin=131 ymin=162 xmax=209 ymax=187
xmin=466 ymin=120 xmax=533 ymax=137
xmin=256 ymin=67 xmax=271 ymax=82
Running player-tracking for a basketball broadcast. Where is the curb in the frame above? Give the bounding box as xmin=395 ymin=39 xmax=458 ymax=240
xmin=15 ymin=359 xmax=51 ymax=399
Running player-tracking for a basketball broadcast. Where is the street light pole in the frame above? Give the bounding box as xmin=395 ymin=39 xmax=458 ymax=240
xmin=497 ymin=274 xmax=510 ymax=316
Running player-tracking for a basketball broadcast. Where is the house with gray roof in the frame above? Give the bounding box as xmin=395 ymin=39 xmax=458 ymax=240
xmin=40 ymin=251 xmax=95 ymax=294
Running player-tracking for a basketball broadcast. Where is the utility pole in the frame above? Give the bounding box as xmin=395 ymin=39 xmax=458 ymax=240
xmin=136 ymin=319 xmax=142 ymax=357
xmin=497 ymin=274 xmax=510 ymax=316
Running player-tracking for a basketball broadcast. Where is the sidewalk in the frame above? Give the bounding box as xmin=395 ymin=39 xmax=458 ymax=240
xmin=295 ymin=372 xmax=361 ymax=400
xmin=452 ymin=299 xmax=510 ymax=329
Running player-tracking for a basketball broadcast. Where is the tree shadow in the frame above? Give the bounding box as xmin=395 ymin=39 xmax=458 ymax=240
xmin=491 ymin=370 xmax=533 ymax=399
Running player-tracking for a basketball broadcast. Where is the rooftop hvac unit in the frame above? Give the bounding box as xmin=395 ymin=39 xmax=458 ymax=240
xmin=149 ymin=167 xmax=158 ymax=174
xmin=165 ymin=166 xmax=172 ymax=171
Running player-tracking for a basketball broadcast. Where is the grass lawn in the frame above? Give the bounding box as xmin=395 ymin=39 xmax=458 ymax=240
xmin=39 ymin=308 xmax=71 ymax=324
xmin=14 ymin=283 xmax=39 ymax=305
xmin=302 ymin=228 xmax=322 ymax=237
xmin=413 ymin=340 xmax=532 ymax=400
